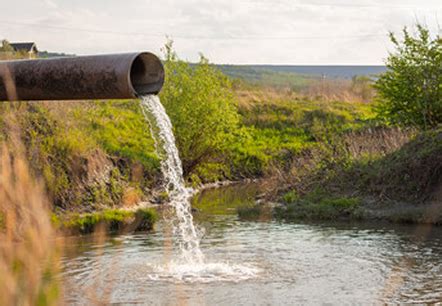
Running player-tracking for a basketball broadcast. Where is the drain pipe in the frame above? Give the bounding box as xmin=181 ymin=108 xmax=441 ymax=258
xmin=0 ymin=52 xmax=164 ymax=101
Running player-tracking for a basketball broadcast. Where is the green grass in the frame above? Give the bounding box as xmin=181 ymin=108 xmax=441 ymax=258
xmin=61 ymin=208 xmax=158 ymax=234
xmin=228 ymin=92 xmax=375 ymax=177
xmin=0 ymin=101 xmax=161 ymax=210
xmin=344 ymin=128 xmax=442 ymax=202
xmin=134 ymin=208 xmax=159 ymax=230
xmin=275 ymin=188 xmax=362 ymax=221
xmin=281 ymin=191 xmax=299 ymax=203
xmin=0 ymin=59 xmax=395 ymax=221
xmin=82 ymin=101 xmax=159 ymax=170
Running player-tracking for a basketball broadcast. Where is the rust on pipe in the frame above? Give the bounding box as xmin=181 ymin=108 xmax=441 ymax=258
xmin=0 ymin=52 xmax=164 ymax=101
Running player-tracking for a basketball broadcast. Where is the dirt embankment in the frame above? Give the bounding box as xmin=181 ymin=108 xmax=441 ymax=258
xmin=269 ymin=128 xmax=442 ymax=225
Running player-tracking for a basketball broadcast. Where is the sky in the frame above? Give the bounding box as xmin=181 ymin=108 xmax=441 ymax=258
xmin=0 ymin=0 xmax=441 ymax=64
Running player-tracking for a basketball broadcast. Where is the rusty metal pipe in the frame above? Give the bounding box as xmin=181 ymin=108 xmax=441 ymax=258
xmin=0 ymin=52 xmax=164 ymax=101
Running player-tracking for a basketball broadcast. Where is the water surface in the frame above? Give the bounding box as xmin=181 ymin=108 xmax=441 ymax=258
xmin=62 ymin=185 xmax=442 ymax=305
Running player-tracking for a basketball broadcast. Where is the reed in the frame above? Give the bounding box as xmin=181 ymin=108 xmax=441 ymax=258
xmin=0 ymin=145 xmax=62 ymax=305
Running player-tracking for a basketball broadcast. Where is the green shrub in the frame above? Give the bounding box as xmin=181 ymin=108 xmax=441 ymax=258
xmin=282 ymin=191 xmax=299 ymax=203
xmin=134 ymin=208 xmax=158 ymax=231
xmin=275 ymin=194 xmax=361 ymax=221
xmin=160 ymin=41 xmax=240 ymax=177
xmin=346 ymin=128 xmax=442 ymax=202
xmin=375 ymin=25 xmax=442 ymax=129
xmin=61 ymin=208 xmax=158 ymax=234
xmin=64 ymin=209 xmax=132 ymax=234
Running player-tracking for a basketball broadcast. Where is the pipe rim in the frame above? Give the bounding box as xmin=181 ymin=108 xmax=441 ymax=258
xmin=128 ymin=52 xmax=165 ymax=97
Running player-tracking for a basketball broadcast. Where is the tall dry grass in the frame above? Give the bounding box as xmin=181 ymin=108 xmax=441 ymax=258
xmin=235 ymin=76 xmax=375 ymax=110
xmin=300 ymin=77 xmax=375 ymax=103
xmin=261 ymin=126 xmax=415 ymax=199
xmin=343 ymin=127 xmax=415 ymax=160
xmin=0 ymin=145 xmax=62 ymax=305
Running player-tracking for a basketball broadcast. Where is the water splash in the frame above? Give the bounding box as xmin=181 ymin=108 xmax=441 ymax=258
xmin=140 ymin=95 xmax=204 ymax=264
xmin=146 ymin=262 xmax=260 ymax=283
xmin=140 ymin=95 xmax=259 ymax=282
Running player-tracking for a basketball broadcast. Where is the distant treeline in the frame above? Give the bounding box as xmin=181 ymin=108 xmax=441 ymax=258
xmin=217 ymin=64 xmax=386 ymax=79
xmin=37 ymin=51 xmax=75 ymax=58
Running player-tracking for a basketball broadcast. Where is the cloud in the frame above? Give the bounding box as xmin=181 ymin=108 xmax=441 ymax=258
xmin=43 ymin=0 xmax=58 ymax=9
xmin=0 ymin=0 xmax=441 ymax=63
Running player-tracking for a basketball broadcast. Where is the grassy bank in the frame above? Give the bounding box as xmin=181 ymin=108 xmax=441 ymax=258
xmin=271 ymin=128 xmax=442 ymax=225
xmin=1 ymin=42 xmax=439 ymax=226
xmin=0 ymin=60 xmax=376 ymax=215
xmin=2 ymin=80 xmax=436 ymax=225
xmin=0 ymin=101 xmax=160 ymax=212
xmin=53 ymin=208 xmax=158 ymax=235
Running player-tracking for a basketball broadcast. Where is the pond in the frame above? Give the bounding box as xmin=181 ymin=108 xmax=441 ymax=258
xmin=62 ymin=184 xmax=442 ymax=305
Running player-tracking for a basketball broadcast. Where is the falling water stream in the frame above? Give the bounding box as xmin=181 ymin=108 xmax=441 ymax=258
xmin=139 ymin=95 xmax=258 ymax=281
xmin=140 ymin=95 xmax=203 ymax=264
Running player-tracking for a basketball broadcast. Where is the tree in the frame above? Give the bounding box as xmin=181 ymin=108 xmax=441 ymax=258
xmin=159 ymin=41 xmax=240 ymax=176
xmin=375 ymin=25 xmax=442 ymax=129
xmin=0 ymin=39 xmax=13 ymax=52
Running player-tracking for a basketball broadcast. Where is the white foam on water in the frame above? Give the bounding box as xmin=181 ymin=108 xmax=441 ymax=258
xmin=140 ymin=95 xmax=258 ymax=282
xmin=146 ymin=261 xmax=260 ymax=283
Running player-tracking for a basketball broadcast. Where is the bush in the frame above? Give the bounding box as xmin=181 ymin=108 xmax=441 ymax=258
xmin=159 ymin=41 xmax=240 ymax=177
xmin=347 ymin=128 xmax=442 ymax=202
xmin=64 ymin=209 xmax=132 ymax=233
xmin=62 ymin=208 xmax=157 ymax=234
xmin=134 ymin=208 xmax=158 ymax=231
xmin=375 ymin=25 xmax=442 ymax=129
xmin=275 ymin=194 xmax=361 ymax=221
xmin=282 ymin=190 xmax=299 ymax=203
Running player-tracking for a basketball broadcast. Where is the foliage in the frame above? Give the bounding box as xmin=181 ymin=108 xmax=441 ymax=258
xmin=0 ymin=39 xmax=13 ymax=52
xmin=82 ymin=100 xmax=159 ymax=170
xmin=282 ymin=190 xmax=299 ymax=203
xmin=275 ymin=126 xmax=441 ymax=220
xmin=18 ymin=103 xmax=93 ymax=204
xmin=62 ymin=208 xmax=158 ymax=234
xmin=64 ymin=209 xmax=132 ymax=233
xmin=160 ymin=41 xmax=240 ymax=176
xmin=0 ymin=39 xmax=32 ymax=60
xmin=345 ymin=127 xmax=442 ymax=202
xmin=275 ymin=192 xmax=361 ymax=221
xmin=229 ymin=89 xmax=375 ymax=177
xmin=134 ymin=208 xmax=159 ymax=230
xmin=375 ymin=25 xmax=442 ymax=129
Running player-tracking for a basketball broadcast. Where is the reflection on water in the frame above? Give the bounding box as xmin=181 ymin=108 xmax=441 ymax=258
xmin=61 ymin=185 xmax=442 ymax=305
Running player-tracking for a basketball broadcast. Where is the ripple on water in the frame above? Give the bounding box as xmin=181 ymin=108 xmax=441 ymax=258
xmin=62 ymin=219 xmax=442 ymax=305
xmin=145 ymin=261 xmax=260 ymax=283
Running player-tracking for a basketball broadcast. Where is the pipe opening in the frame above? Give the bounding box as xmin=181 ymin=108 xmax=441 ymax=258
xmin=130 ymin=53 xmax=165 ymax=96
